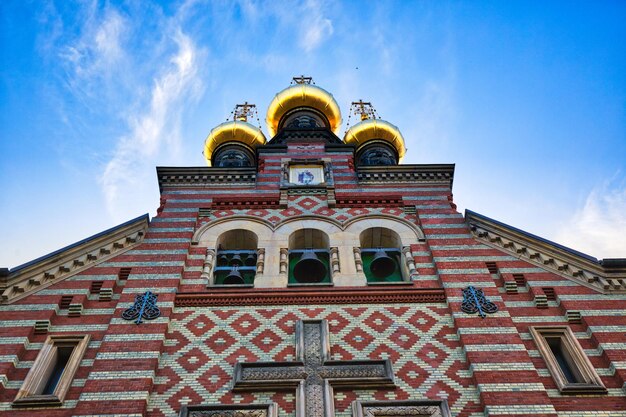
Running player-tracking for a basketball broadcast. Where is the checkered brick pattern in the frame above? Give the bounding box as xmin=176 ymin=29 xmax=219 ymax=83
xmin=147 ymin=304 xmax=480 ymax=417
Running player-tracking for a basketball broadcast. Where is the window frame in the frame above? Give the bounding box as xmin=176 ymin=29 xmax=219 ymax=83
xmin=13 ymin=334 xmax=90 ymax=407
xmin=530 ymin=326 xmax=606 ymax=394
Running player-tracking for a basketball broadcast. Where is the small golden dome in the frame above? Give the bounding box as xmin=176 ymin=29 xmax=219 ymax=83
xmin=343 ymin=118 xmax=406 ymax=161
xmin=203 ymin=120 xmax=266 ymax=166
xmin=266 ymin=83 xmax=342 ymax=137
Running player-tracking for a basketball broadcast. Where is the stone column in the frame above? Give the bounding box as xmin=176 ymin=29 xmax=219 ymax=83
xmin=201 ymin=248 xmax=216 ymax=287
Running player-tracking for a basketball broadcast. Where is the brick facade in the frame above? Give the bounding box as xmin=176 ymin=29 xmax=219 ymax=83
xmin=1 ymin=85 xmax=625 ymax=417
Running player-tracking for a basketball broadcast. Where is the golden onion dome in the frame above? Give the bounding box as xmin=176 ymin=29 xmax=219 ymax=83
xmin=203 ymin=120 xmax=266 ymax=166
xmin=266 ymin=83 xmax=342 ymax=137
xmin=343 ymin=118 xmax=406 ymax=161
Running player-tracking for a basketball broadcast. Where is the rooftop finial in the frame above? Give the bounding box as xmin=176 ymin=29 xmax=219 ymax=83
xmin=350 ymin=100 xmax=379 ymax=121
xmin=231 ymin=102 xmax=257 ymax=122
xmin=291 ymin=75 xmax=314 ymax=85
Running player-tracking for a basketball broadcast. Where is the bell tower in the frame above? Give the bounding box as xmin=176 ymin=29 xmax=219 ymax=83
xmin=195 ymin=76 xmax=426 ymax=288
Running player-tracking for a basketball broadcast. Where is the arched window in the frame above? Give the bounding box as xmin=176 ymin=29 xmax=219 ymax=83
xmin=214 ymin=229 xmax=258 ymax=286
xmin=357 ymin=143 xmax=398 ymax=166
xmin=288 ymin=228 xmax=331 ymax=284
xmin=359 ymin=227 xmax=404 ymax=283
xmin=280 ymin=108 xmax=329 ymax=131
xmin=213 ymin=145 xmax=254 ymax=168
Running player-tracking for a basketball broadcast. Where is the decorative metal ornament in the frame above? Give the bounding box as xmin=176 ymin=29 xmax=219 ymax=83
xmin=461 ymin=286 xmax=498 ymax=318
xmin=122 ymin=291 xmax=160 ymax=324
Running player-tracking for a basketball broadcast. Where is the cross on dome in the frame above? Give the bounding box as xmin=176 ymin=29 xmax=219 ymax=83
xmin=349 ymin=100 xmax=380 ymax=121
xmin=233 ymin=102 xmax=257 ymax=122
xmin=292 ymin=75 xmax=314 ymax=85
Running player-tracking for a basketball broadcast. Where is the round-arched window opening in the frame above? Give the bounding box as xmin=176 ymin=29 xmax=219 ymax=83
xmin=212 ymin=145 xmax=255 ymax=168
xmin=288 ymin=228 xmax=331 ymax=285
xmin=357 ymin=142 xmax=398 ymax=166
xmin=213 ymin=229 xmax=259 ymax=286
xmin=359 ymin=227 xmax=404 ymax=282
xmin=280 ymin=108 xmax=329 ymax=131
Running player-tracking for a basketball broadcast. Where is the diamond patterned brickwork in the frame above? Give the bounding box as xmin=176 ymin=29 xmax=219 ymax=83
xmin=147 ymin=304 xmax=480 ymax=417
xmin=202 ymin=195 xmax=416 ymax=228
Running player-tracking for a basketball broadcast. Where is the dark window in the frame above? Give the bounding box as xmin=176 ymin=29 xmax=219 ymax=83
xmin=13 ymin=335 xmax=91 ymax=407
xmin=530 ymin=326 xmax=606 ymax=394
xmin=358 ymin=145 xmax=397 ymax=166
xmin=281 ymin=109 xmax=328 ymax=130
xmin=214 ymin=149 xmax=252 ymax=167
xmin=547 ymin=337 xmax=578 ymax=383
xmin=41 ymin=347 xmax=73 ymax=395
xmin=286 ymin=115 xmax=322 ymax=129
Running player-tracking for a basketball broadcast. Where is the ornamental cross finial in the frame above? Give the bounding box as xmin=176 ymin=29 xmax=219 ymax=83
xmin=350 ymin=100 xmax=378 ymax=121
xmin=461 ymin=286 xmax=498 ymax=318
xmin=232 ymin=319 xmax=395 ymax=417
xmin=292 ymin=75 xmax=314 ymax=85
xmin=121 ymin=291 xmax=161 ymax=324
xmin=233 ymin=102 xmax=257 ymax=122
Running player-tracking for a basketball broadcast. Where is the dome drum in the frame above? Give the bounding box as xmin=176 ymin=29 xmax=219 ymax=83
xmin=343 ymin=118 xmax=406 ymax=162
xmin=266 ymin=83 xmax=342 ymax=137
xmin=279 ymin=107 xmax=330 ymax=131
xmin=203 ymin=120 xmax=266 ymax=167
xmin=356 ymin=140 xmax=399 ymax=166
xmin=212 ymin=143 xmax=255 ymax=168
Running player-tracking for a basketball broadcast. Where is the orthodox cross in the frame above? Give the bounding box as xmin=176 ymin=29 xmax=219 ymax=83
xmin=232 ymin=319 xmax=395 ymax=417
xmin=350 ymin=100 xmax=378 ymax=121
xmin=345 ymin=101 xmax=380 ymax=131
xmin=292 ymin=75 xmax=313 ymax=85
xmin=233 ymin=102 xmax=256 ymax=122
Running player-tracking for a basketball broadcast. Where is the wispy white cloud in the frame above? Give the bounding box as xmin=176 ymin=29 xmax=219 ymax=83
xmin=299 ymin=0 xmax=334 ymax=52
xmin=100 ymin=30 xmax=204 ymax=219
xmin=50 ymin=1 xmax=206 ymax=220
xmin=555 ymin=176 xmax=626 ymax=259
xmin=59 ymin=5 xmax=128 ymax=96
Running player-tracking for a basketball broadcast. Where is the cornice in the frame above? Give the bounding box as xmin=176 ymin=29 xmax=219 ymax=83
xmin=175 ymin=287 xmax=445 ymax=307
xmin=356 ymin=164 xmax=455 ymax=186
xmin=0 ymin=214 xmax=149 ymax=304
xmin=156 ymin=166 xmax=257 ymax=192
xmin=465 ymin=210 xmax=625 ymax=293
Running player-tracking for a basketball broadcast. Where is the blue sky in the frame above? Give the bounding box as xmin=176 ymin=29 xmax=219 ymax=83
xmin=1 ymin=0 xmax=625 ymax=268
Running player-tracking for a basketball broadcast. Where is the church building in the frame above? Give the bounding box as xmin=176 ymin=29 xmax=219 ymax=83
xmin=1 ymin=77 xmax=625 ymax=417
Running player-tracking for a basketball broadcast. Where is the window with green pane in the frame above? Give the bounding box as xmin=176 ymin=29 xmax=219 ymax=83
xmin=213 ymin=229 xmax=258 ymax=286
xmin=360 ymin=227 xmax=405 ymax=283
xmin=288 ymin=228 xmax=332 ymax=285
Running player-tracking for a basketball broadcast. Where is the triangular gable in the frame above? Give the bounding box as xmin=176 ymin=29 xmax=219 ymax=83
xmin=0 ymin=214 xmax=149 ymax=304
xmin=465 ymin=210 xmax=625 ymax=294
